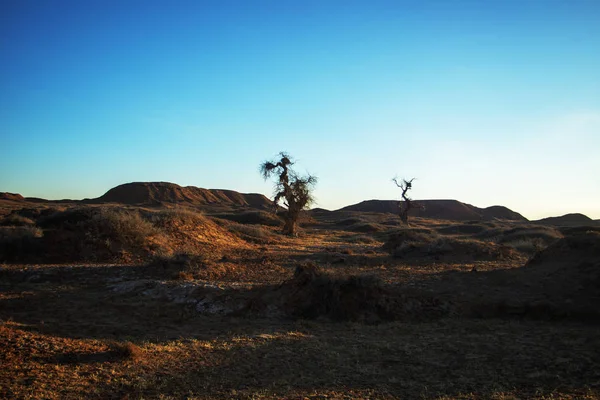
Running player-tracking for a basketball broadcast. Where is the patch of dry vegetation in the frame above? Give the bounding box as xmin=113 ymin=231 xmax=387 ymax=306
xmin=212 ymin=210 xmax=283 ymax=226
xmin=382 ymin=227 xmax=521 ymax=261
xmin=0 ymin=206 xmax=254 ymax=263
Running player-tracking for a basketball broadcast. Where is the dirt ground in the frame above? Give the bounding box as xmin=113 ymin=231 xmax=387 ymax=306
xmin=1 ymin=205 xmax=599 ymax=399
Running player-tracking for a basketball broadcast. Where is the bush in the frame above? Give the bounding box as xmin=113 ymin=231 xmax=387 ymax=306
xmin=90 ymin=208 xmax=160 ymax=248
xmin=108 ymin=341 xmax=143 ymax=362
xmin=37 ymin=207 xmax=163 ymax=262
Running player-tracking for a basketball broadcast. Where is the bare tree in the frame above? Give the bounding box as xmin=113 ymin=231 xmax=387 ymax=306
xmin=393 ymin=177 xmax=416 ymax=225
xmin=260 ymin=152 xmax=317 ymax=236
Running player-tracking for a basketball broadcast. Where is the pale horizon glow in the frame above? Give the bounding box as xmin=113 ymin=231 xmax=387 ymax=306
xmin=1 ymin=1 xmax=599 ymax=220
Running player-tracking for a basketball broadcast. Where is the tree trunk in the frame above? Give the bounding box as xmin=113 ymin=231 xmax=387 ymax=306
xmin=399 ymin=208 xmax=409 ymax=225
xmin=282 ymin=218 xmax=296 ymax=236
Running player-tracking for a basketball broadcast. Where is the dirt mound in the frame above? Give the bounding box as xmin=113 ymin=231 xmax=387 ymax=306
xmin=533 ymin=213 xmax=596 ymax=227
xmin=93 ymin=182 xmax=273 ymax=209
xmin=526 ymin=231 xmax=600 ymax=267
xmin=383 ymin=228 xmax=520 ymax=261
xmin=249 ymin=264 xmax=451 ymax=323
xmin=480 ymin=232 xmax=600 ymax=319
xmin=149 ymin=209 xmax=250 ymax=251
xmin=0 ymin=192 xmax=24 ymax=201
xmin=339 ymin=199 xmax=526 ymax=221
xmin=481 ymin=205 xmax=526 ymax=221
xmin=0 ymin=206 xmax=250 ymax=263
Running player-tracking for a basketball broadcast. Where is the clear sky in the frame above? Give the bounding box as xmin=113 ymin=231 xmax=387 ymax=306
xmin=1 ymin=0 xmax=599 ymax=219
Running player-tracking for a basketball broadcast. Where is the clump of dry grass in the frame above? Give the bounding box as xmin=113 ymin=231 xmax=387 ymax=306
xmin=33 ymin=206 xmax=165 ymax=262
xmin=107 ymin=340 xmax=143 ymax=362
xmin=149 ymin=208 xmax=207 ymax=228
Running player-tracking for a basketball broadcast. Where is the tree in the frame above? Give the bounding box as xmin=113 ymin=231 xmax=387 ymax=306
xmin=393 ymin=177 xmax=416 ymax=225
xmin=260 ymin=152 xmax=317 ymax=236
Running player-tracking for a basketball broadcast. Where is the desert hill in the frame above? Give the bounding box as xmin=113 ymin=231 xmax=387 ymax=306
xmin=90 ymin=182 xmax=271 ymax=208
xmin=532 ymin=213 xmax=597 ymax=227
xmin=338 ymin=199 xmax=527 ymax=221
xmin=0 ymin=192 xmax=25 ymax=202
xmin=7 ymin=182 xmax=273 ymax=209
xmin=92 ymin=182 xmax=274 ymax=209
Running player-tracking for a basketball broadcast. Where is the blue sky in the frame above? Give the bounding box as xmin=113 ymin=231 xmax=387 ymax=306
xmin=1 ymin=0 xmax=599 ymax=219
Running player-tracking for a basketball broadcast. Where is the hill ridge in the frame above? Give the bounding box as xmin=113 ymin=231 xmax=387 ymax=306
xmin=92 ymin=181 xmax=273 ymax=209
xmin=337 ymin=199 xmax=527 ymax=221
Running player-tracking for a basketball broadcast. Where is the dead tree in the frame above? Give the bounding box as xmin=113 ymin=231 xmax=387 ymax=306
xmin=393 ymin=177 xmax=416 ymax=225
xmin=260 ymin=152 xmax=317 ymax=236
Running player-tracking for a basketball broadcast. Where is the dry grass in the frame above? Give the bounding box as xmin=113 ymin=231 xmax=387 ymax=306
xmin=0 ymin=213 xmax=35 ymax=226
xmin=212 ymin=210 xmax=283 ymax=227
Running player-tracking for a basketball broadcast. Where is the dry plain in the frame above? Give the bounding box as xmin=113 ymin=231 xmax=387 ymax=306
xmin=0 ymin=193 xmax=599 ymax=399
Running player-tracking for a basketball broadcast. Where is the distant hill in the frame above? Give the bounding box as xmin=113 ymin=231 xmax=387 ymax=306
xmin=338 ymin=199 xmax=527 ymax=221
xmin=532 ymin=213 xmax=596 ymax=227
xmin=91 ymin=182 xmax=273 ymax=209
xmin=0 ymin=192 xmax=24 ymax=201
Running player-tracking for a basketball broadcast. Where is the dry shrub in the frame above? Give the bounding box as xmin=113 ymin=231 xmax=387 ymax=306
xmin=108 ymin=341 xmax=143 ymax=362
xmin=37 ymin=207 xmax=164 ymax=262
xmin=176 ymin=270 xmax=195 ymax=281
xmin=90 ymin=208 xmax=160 ymax=248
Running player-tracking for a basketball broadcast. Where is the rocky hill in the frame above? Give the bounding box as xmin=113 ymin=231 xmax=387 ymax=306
xmin=532 ymin=213 xmax=597 ymax=227
xmin=90 ymin=182 xmax=273 ymax=209
xmin=338 ymin=199 xmax=527 ymax=221
xmin=0 ymin=192 xmax=25 ymax=202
